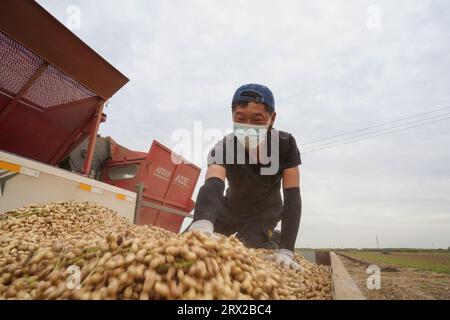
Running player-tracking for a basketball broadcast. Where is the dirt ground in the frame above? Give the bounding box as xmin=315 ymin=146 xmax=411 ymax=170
xmin=338 ymin=254 xmax=450 ymax=300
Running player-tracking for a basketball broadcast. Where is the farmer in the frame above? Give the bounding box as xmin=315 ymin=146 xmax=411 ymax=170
xmin=187 ymin=84 xmax=303 ymax=270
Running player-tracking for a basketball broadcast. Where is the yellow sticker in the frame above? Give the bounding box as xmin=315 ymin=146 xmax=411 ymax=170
xmin=0 ymin=161 xmax=21 ymax=173
xmin=78 ymin=183 xmax=92 ymax=192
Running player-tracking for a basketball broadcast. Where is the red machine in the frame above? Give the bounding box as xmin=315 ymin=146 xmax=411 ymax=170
xmin=100 ymin=139 xmax=199 ymax=232
xmin=0 ymin=0 xmax=200 ymax=232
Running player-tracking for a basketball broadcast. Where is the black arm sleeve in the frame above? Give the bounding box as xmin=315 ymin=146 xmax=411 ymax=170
xmin=280 ymin=187 xmax=302 ymax=251
xmin=193 ymin=177 xmax=225 ymax=223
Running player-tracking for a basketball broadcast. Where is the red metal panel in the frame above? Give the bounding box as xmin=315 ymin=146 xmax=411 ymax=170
xmin=0 ymin=94 xmax=12 ymax=114
xmin=108 ymin=138 xmax=147 ymax=163
xmin=0 ymin=100 xmax=97 ymax=163
xmin=149 ymin=162 xmax=184 ymax=232
xmin=164 ymin=158 xmax=200 ymax=212
xmin=137 ymin=141 xmax=179 ymax=231
xmin=153 ymin=210 xmax=185 ymax=233
xmin=142 ymin=142 xmax=179 ymax=199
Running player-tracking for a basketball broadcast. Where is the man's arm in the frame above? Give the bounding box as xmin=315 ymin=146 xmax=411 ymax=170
xmin=264 ymin=165 xmax=303 ymax=270
xmin=205 ymin=164 xmax=226 ymax=182
xmin=280 ymin=166 xmax=302 ymax=251
xmin=192 ymin=165 xmax=226 ymax=224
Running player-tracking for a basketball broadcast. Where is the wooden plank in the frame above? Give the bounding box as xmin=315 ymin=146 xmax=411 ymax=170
xmin=330 ymin=252 xmax=366 ymax=300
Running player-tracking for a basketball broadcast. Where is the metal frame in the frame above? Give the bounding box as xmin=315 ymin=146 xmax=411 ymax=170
xmin=82 ymin=100 xmax=105 ymax=175
xmin=0 ymin=62 xmax=49 ymax=124
xmin=133 ymin=182 xmax=193 ymax=225
xmin=141 ymin=201 xmax=193 ymax=219
xmin=48 ymin=111 xmax=97 ymax=165
xmin=0 ymin=55 xmax=104 ymax=174
xmin=0 ymin=170 xmax=18 ymax=196
xmin=45 ymin=96 xmax=101 ymax=112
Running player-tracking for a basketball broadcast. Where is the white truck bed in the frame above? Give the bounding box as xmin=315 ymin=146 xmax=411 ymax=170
xmin=0 ymin=150 xmax=136 ymax=222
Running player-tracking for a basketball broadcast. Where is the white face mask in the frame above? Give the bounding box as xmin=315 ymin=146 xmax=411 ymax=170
xmin=233 ymin=121 xmax=270 ymax=149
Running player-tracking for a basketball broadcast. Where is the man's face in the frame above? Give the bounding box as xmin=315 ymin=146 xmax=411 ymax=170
xmin=232 ymin=102 xmax=276 ymax=126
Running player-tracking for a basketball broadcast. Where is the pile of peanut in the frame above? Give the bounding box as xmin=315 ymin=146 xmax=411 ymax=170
xmin=0 ymin=201 xmax=332 ymax=300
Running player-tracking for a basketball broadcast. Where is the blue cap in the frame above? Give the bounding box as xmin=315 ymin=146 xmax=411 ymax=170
xmin=232 ymin=83 xmax=275 ymax=112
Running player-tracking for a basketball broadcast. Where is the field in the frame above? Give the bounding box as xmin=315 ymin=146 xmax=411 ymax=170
xmin=343 ymin=250 xmax=450 ymax=274
xmin=337 ymin=250 xmax=450 ymax=300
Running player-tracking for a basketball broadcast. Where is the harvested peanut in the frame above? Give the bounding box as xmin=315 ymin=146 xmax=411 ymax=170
xmin=0 ymin=201 xmax=332 ymax=300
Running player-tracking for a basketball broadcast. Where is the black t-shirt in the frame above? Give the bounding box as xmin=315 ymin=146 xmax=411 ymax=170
xmin=207 ymin=129 xmax=302 ymax=218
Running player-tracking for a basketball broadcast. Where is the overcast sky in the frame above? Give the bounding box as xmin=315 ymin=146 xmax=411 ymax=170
xmin=38 ymin=0 xmax=450 ymax=249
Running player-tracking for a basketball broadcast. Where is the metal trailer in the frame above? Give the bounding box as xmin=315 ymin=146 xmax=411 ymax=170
xmin=0 ymin=0 xmax=199 ymax=232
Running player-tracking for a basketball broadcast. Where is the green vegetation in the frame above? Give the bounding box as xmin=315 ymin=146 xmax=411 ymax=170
xmin=343 ymin=250 xmax=450 ymax=274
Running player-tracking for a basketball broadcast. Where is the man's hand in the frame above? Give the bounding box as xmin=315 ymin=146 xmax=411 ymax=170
xmin=264 ymin=249 xmax=304 ymax=271
xmin=188 ymin=220 xmax=220 ymax=240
